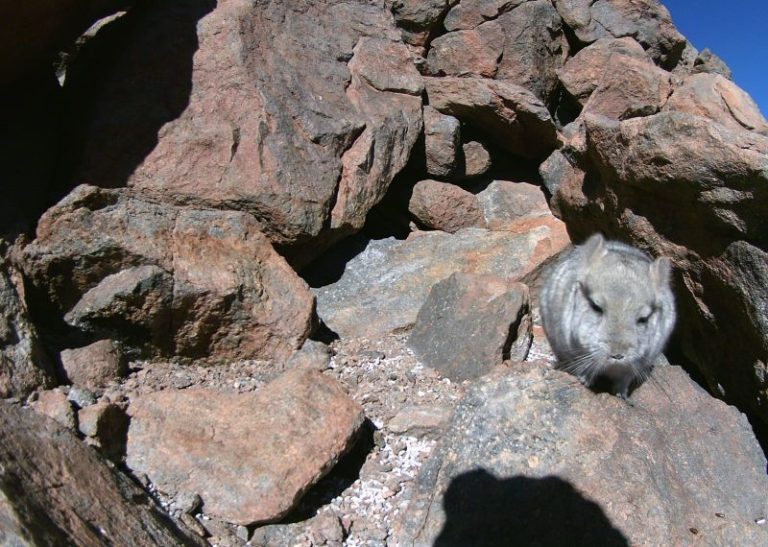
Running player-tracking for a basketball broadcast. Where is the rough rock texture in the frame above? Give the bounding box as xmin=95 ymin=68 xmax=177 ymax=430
xmin=664 ymin=73 xmax=768 ymax=134
xmin=552 ymin=111 xmax=768 ymax=424
xmin=459 ymin=140 xmax=492 ymax=179
xmin=395 ymin=362 xmax=768 ymax=545
xmin=31 ymin=389 xmax=77 ymax=430
xmin=425 ymin=76 xmax=558 ymax=159
xmin=424 ymin=107 xmax=461 ymax=178
xmin=475 ymin=180 xmax=554 ymax=228
xmin=388 ymin=0 xmax=452 ymax=46
xmin=408 ymin=273 xmax=532 ymax=381
xmin=311 ymin=223 xmax=568 ymax=338
xmin=0 ymin=401 xmax=203 ymax=546
xmin=60 ymin=339 xmax=127 ymax=391
xmin=692 ymin=48 xmax=733 ymax=79
xmin=0 ymin=254 xmax=55 ymax=398
xmin=435 ymin=0 xmax=568 ymax=103
xmin=65 ymin=0 xmax=422 ymax=260
xmin=21 ymin=185 xmax=315 ymax=361
xmin=409 ymin=180 xmax=485 ymax=232
xmin=126 ymin=368 xmax=364 ymax=526
xmin=77 ymin=402 xmax=129 ymax=462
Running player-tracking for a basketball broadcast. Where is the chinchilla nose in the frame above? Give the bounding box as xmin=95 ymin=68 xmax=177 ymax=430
xmin=610 ymin=353 xmax=625 ymax=360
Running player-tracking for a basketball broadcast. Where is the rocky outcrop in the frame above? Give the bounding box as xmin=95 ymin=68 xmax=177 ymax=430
xmin=395 ymin=362 xmax=768 ymax=545
xmin=408 ymin=273 xmax=532 ymax=381
xmin=311 ymin=221 xmax=567 ymax=339
xmin=21 ymin=185 xmax=315 ymax=362
xmin=550 ymin=111 xmax=768 ymax=424
xmin=0 ymin=401 xmax=203 ymax=546
xmin=126 ymin=368 xmax=364 ymax=526
xmin=63 ymin=0 xmax=422 ymax=263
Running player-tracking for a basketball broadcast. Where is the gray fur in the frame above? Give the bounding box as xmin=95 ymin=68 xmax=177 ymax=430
xmin=540 ymin=234 xmax=676 ymax=398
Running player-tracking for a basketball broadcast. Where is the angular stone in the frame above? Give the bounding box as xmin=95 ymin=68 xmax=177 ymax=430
xmin=21 ymin=187 xmax=316 ymax=362
xmin=0 ymin=402 xmax=204 ymax=545
xmin=394 ymin=363 xmax=768 ymax=545
xmin=475 ymin=181 xmax=553 ymax=229
xmin=539 ymin=149 xmax=585 ymax=197
xmin=388 ymin=404 xmax=453 ymax=438
xmin=0 ymin=254 xmax=55 ymax=398
xmin=409 ymin=180 xmax=485 ymax=232
xmin=126 ymin=368 xmax=364 ymax=525
xmin=408 ymin=273 xmax=532 ymax=381
xmin=444 ymin=0 xmax=527 ymax=31
xmin=583 ymin=55 xmax=672 ymax=120
xmin=65 ymin=1 xmax=421 ymax=261
xmin=555 ymin=111 xmax=768 ymax=425
xmin=590 ymin=0 xmax=686 ymax=69
xmin=557 ymin=37 xmax=653 ymax=106
xmin=425 ymin=23 xmax=503 ymax=78
xmin=389 ymin=0 xmax=452 ymax=46
xmin=60 ymin=339 xmax=127 ymax=391
xmin=32 ymin=389 xmax=76 ymax=430
xmin=664 ymin=73 xmax=768 ymax=134
xmin=692 ymin=48 xmax=733 ymax=79
xmin=312 ymin=223 xmax=566 ymax=338
xmin=65 ymin=265 xmax=174 ymax=354
xmin=424 ymin=106 xmax=461 ymax=178
xmin=78 ymin=402 xmax=129 ymax=462
xmin=459 ymin=140 xmax=492 ymax=179
xmin=425 ymin=77 xmax=558 ymax=159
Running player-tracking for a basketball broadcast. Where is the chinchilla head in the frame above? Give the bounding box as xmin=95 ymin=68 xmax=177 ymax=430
xmin=568 ymin=234 xmax=676 ymax=385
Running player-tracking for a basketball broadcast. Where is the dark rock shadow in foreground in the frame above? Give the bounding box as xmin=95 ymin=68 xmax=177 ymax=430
xmin=435 ymin=469 xmax=629 ymax=547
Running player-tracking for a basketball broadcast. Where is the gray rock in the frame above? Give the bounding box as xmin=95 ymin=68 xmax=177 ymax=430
xmin=0 ymin=401 xmax=204 ymax=546
xmin=424 ymin=107 xmax=461 ymax=178
xmin=60 ymin=339 xmax=127 ymax=391
xmin=693 ymin=48 xmax=733 ymax=79
xmin=395 ymin=362 xmax=768 ymax=545
xmin=408 ymin=273 xmax=532 ymax=381
xmin=388 ymin=404 xmax=454 ymax=438
xmin=312 ymin=225 xmax=566 ymax=339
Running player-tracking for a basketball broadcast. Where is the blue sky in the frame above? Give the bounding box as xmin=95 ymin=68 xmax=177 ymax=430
xmin=663 ymin=0 xmax=767 ymax=116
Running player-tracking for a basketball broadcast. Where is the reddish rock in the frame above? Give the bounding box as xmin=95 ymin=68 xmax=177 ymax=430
xmin=126 ymin=368 xmax=365 ymax=525
xmin=0 ymin=401 xmax=204 ymax=545
xmin=0 ymin=254 xmax=55 ymax=399
xmin=388 ymin=0 xmax=452 ymax=46
xmin=664 ymin=73 xmax=768 ymax=134
xmin=475 ymin=181 xmax=553 ymax=229
xmin=21 ymin=187 xmax=315 ymax=362
xmin=408 ymin=273 xmax=532 ymax=381
xmin=387 ymin=404 xmax=453 ymax=438
xmin=554 ymin=111 xmax=768 ymax=425
xmin=459 ymin=140 xmax=492 ymax=179
xmin=539 ymin=149 xmax=585 ymax=198
xmin=65 ymin=265 xmax=174 ymax=354
xmin=65 ymin=1 xmax=421 ymax=262
xmin=32 ymin=389 xmax=77 ymax=430
xmin=444 ymin=0 xmax=528 ymax=31
xmin=409 ymin=180 xmax=485 ymax=233
xmin=557 ymin=37 xmax=652 ymax=106
xmin=582 ymin=55 xmax=672 ymax=120
xmin=424 ymin=106 xmax=461 ymax=178
xmin=425 ymin=23 xmax=503 ymax=78
xmin=425 ymin=77 xmax=558 ymax=159
xmin=60 ymin=339 xmax=127 ymax=391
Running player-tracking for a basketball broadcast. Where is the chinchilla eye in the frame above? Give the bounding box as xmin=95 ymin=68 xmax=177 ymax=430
xmin=637 ymin=309 xmax=654 ymax=325
xmin=587 ymin=297 xmax=603 ymax=314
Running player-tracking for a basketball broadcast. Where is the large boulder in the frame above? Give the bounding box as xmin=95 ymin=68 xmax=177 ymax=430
xmin=394 ymin=362 xmax=768 ymax=545
xmin=63 ymin=0 xmax=422 ymax=264
xmin=126 ymin=368 xmax=365 ymax=526
xmin=20 ymin=185 xmax=315 ymax=361
xmin=551 ymin=111 xmax=768 ymax=425
xmin=0 ymin=401 xmax=204 ymax=546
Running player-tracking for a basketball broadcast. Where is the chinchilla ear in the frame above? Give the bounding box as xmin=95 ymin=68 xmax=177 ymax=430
xmin=650 ymin=256 xmax=672 ymax=288
xmin=582 ymin=233 xmax=606 ymax=264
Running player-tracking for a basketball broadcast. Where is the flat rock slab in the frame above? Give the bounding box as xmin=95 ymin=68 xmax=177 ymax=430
xmin=408 ymin=273 xmax=531 ymax=381
xmin=126 ymin=368 xmax=364 ymax=526
xmin=394 ymin=362 xmax=768 ymax=546
xmin=312 ymin=224 xmax=566 ymax=339
xmin=0 ymin=401 xmax=203 ymax=546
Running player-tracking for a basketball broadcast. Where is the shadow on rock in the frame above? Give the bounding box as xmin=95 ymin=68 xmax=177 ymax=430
xmin=61 ymin=1 xmax=215 ymax=191
xmin=435 ymin=469 xmax=629 ymax=547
